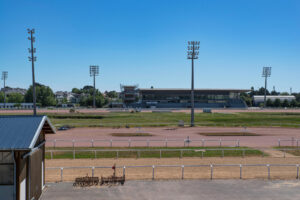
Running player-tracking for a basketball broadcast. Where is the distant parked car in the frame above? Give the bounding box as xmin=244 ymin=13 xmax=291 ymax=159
xmin=58 ymin=125 xmax=71 ymax=131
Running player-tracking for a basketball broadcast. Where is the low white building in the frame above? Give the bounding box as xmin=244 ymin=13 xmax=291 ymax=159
xmin=0 ymin=103 xmax=34 ymax=109
xmin=253 ymin=95 xmax=296 ymax=105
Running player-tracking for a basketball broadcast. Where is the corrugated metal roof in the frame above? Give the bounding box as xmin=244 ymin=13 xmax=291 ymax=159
xmin=0 ymin=115 xmax=55 ymax=150
xmin=139 ymin=88 xmax=250 ymax=92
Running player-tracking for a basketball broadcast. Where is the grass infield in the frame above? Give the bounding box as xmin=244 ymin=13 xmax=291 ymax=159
xmin=44 ymin=112 xmax=300 ymax=128
xmin=45 ymin=147 xmax=264 ymax=159
xmin=274 ymin=146 xmax=300 ymax=156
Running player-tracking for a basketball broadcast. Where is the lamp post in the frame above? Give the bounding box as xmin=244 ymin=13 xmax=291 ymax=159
xmin=28 ymin=28 xmax=37 ymax=115
xmin=1 ymin=71 xmax=8 ymax=107
xmin=187 ymin=41 xmax=200 ymax=127
xmin=90 ymin=65 xmax=99 ymax=108
xmin=262 ymin=67 xmax=271 ymax=108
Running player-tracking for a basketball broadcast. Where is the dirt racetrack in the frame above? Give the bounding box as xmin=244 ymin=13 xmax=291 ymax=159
xmin=46 ymin=126 xmax=300 ymax=148
xmin=45 ymin=157 xmax=300 ymax=182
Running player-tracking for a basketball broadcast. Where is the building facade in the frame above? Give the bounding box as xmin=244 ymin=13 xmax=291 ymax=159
xmin=120 ymin=86 xmax=249 ymax=108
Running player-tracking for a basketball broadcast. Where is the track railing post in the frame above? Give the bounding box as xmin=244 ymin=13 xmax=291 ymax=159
xmin=73 ymin=149 xmax=75 ymax=159
xmin=180 ymin=150 xmax=183 ymax=159
xmin=110 ymin=139 xmax=113 ymax=147
xmin=54 ymin=139 xmax=56 ymax=149
xmin=72 ymin=139 xmax=75 ymax=149
xmin=50 ymin=151 xmax=53 ymax=159
xmin=123 ymin=166 xmax=126 ymax=177
xmin=128 ymin=139 xmax=131 ymax=147
xmin=92 ymin=167 xmax=95 ymax=177
xmin=91 ymin=139 xmax=94 ymax=148
xmin=210 ymin=164 xmax=213 ymax=180
xmin=297 ymin=164 xmax=299 ymax=180
xmin=278 ymin=139 xmax=281 ymax=147
xmin=60 ymin=167 xmax=63 ymax=182
xmin=181 ymin=165 xmax=184 ymax=180
xmin=267 ymin=164 xmax=270 ymax=180
xmin=152 ymin=165 xmax=155 ymax=180
xmin=165 ymin=139 xmax=168 ymax=147
xmin=240 ymin=164 xmax=242 ymax=179
xmin=219 ymin=139 xmax=222 ymax=147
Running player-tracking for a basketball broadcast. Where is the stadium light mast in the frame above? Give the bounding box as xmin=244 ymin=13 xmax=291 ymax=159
xmin=28 ymin=28 xmax=37 ymax=115
xmin=187 ymin=41 xmax=200 ymax=127
xmin=1 ymin=71 xmax=8 ymax=107
xmin=262 ymin=67 xmax=271 ymax=108
xmin=90 ymin=65 xmax=99 ymax=108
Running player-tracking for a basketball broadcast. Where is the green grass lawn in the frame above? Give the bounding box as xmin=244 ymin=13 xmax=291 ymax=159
xmin=45 ymin=112 xmax=300 ymax=128
xmin=3 ymin=111 xmax=300 ymax=128
xmin=45 ymin=147 xmax=264 ymax=159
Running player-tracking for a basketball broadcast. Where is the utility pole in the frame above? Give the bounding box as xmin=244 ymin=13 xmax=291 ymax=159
xmin=1 ymin=71 xmax=8 ymax=108
xmin=262 ymin=67 xmax=271 ymax=108
xmin=28 ymin=29 xmax=37 ymax=115
xmin=90 ymin=65 xmax=99 ymax=108
xmin=187 ymin=41 xmax=200 ymax=127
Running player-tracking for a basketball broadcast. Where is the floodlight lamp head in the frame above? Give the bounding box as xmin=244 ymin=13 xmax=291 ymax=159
xmin=262 ymin=66 xmax=272 ymax=77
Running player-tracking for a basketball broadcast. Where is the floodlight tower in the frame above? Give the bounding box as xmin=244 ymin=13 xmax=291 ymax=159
xmin=187 ymin=41 xmax=200 ymax=127
xmin=28 ymin=28 xmax=37 ymax=115
xmin=90 ymin=65 xmax=99 ymax=108
xmin=1 ymin=71 xmax=8 ymax=107
xmin=262 ymin=67 xmax=271 ymax=108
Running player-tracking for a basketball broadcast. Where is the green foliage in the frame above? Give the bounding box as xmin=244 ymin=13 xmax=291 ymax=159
xmin=240 ymin=93 xmax=252 ymax=106
xmin=266 ymin=99 xmax=273 ymax=107
xmin=24 ymin=83 xmax=56 ymax=107
xmin=273 ymin=98 xmax=281 ymax=107
xmin=7 ymin=93 xmax=24 ymax=103
xmin=105 ymin=90 xmax=118 ymax=98
xmin=0 ymin=92 xmax=4 ymax=102
xmin=281 ymin=99 xmax=290 ymax=107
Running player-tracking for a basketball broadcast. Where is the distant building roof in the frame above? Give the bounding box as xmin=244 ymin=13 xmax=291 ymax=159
xmin=0 ymin=115 xmax=55 ymax=150
xmin=139 ymin=88 xmax=250 ymax=92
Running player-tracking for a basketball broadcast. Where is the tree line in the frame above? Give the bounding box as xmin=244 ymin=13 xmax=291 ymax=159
xmin=0 ymin=83 xmax=119 ymax=108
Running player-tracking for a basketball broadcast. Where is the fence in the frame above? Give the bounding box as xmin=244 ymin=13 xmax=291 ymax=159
xmin=46 ymin=138 xmax=240 ymax=148
xmin=278 ymin=139 xmax=300 ymax=147
xmin=46 ymin=163 xmax=300 ymax=182
xmin=44 ymin=147 xmax=300 ymax=159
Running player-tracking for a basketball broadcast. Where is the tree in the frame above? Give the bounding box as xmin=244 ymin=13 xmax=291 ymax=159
xmin=105 ymin=90 xmax=118 ymax=99
xmin=240 ymin=92 xmax=252 ymax=106
xmin=0 ymin=92 xmax=4 ymax=102
xmin=266 ymin=99 xmax=273 ymax=107
xmin=280 ymin=92 xmax=289 ymax=95
xmin=281 ymin=99 xmax=290 ymax=107
xmin=273 ymin=99 xmax=281 ymax=107
xmin=72 ymin=88 xmax=81 ymax=94
xmin=7 ymin=93 xmax=24 ymax=103
xmin=290 ymin=99 xmax=297 ymax=107
xmin=25 ymin=83 xmax=56 ymax=107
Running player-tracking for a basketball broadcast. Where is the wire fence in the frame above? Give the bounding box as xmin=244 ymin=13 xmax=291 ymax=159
xmin=45 ymin=148 xmax=300 ymax=159
xmin=278 ymin=139 xmax=300 ymax=147
xmin=46 ymin=138 xmax=240 ymax=148
xmin=46 ymin=163 xmax=300 ymax=182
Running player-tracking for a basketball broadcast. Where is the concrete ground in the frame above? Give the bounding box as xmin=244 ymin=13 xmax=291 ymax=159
xmin=40 ymin=180 xmax=300 ymax=200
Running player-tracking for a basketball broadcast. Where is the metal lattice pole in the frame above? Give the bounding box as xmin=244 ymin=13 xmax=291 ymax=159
xmin=90 ymin=65 xmax=99 ymax=108
xmin=1 ymin=71 xmax=8 ymax=107
xmin=187 ymin=41 xmax=200 ymax=127
xmin=27 ymin=29 xmax=37 ymax=115
xmin=262 ymin=67 xmax=271 ymax=108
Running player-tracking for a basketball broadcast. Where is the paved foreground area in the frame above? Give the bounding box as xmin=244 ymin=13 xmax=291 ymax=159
xmin=41 ymin=180 xmax=300 ymax=200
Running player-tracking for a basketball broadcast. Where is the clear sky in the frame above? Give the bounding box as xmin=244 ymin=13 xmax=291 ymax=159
xmin=0 ymin=0 xmax=299 ymax=93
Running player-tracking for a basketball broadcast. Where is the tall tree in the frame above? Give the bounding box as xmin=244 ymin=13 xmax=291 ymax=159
xmin=25 ymin=83 xmax=56 ymax=107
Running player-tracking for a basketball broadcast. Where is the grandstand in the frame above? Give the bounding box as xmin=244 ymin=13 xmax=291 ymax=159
xmin=120 ymin=86 xmax=249 ymax=108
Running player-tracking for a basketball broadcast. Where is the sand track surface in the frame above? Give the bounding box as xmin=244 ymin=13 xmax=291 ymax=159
xmin=46 ymin=157 xmax=300 ymax=182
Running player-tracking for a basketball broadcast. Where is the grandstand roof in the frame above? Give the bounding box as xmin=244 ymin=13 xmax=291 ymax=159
xmin=139 ymin=88 xmax=250 ymax=92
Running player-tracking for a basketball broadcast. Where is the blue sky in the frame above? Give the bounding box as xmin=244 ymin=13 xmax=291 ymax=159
xmin=0 ymin=0 xmax=299 ymax=92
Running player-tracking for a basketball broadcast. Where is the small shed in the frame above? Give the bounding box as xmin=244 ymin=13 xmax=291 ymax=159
xmin=0 ymin=115 xmax=56 ymax=200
